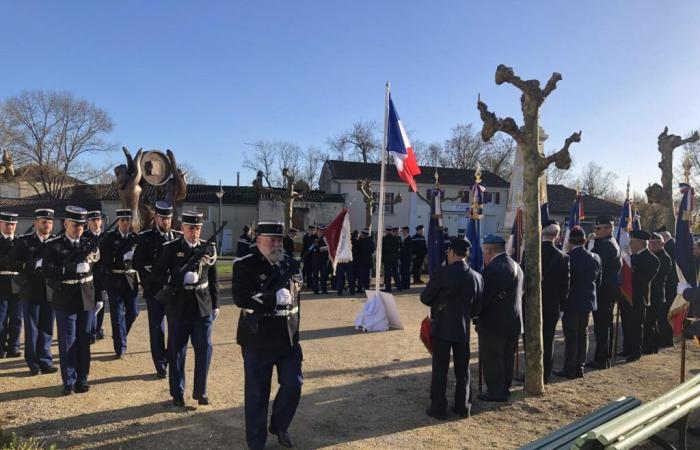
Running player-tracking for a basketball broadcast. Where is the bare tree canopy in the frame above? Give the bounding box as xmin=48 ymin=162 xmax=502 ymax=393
xmin=576 ymin=162 xmax=620 ymax=200
xmin=480 ymin=134 xmax=516 ymax=180
xmin=327 ymin=120 xmax=380 ymax=163
xmin=441 ymin=123 xmax=489 ymax=170
xmin=547 ymin=158 xmax=576 ymax=186
xmin=177 ymin=160 xmax=207 ymax=184
xmin=243 ymin=140 xmax=325 ymax=189
xmin=0 ymin=90 xmax=114 ymax=198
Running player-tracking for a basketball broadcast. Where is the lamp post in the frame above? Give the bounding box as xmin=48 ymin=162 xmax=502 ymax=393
xmin=215 ymin=179 xmax=224 ymax=249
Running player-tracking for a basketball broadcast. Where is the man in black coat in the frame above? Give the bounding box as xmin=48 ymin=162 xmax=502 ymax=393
xmin=232 ymin=221 xmax=302 ymax=450
xmin=310 ymin=225 xmax=329 ymax=294
xmin=0 ymin=212 xmax=22 ymax=359
xmin=540 ymin=221 xmax=569 ymax=383
xmin=85 ymin=211 xmax=108 ymax=343
xmin=475 ymin=234 xmax=523 ymax=402
xmin=643 ymin=233 xmax=672 ymax=354
xmin=555 ymin=227 xmax=601 ymax=379
xmin=382 ymin=227 xmax=401 ymax=292
xmin=658 ymin=226 xmax=677 ymax=347
xmin=622 ymin=230 xmax=660 ymax=362
xmin=399 ymin=226 xmax=413 ymax=290
xmin=421 ymin=237 xmax=483 ymax=419
xmin=237 ymin=225 xmax=254 ymax=258
xmin=356 ymin=228 xmax=375 ymax=293
xmin=301 ymin=225 xmax=316 ymax=287
xmin=587 ymin=216 xmax=622 ymax=369
xmin=412 ymin=225 xmax=427 ymax=283
xmin=283 ymin=228 xmax=297 ymax=258
xmin=8 ymin=209 xmax=58 ymax=375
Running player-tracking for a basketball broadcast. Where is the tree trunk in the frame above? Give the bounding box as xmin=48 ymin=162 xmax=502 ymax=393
xmin=659 ymin=150 xmax=676 ymax=233
xmin=284 ymin=197 xmax=294 ymax=231
xmin=365 ymin=200 xmax=372 ymax=228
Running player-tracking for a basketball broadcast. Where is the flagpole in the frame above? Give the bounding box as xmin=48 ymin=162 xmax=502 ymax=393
xmin=374 ymin=81 xmax=390 ymax=297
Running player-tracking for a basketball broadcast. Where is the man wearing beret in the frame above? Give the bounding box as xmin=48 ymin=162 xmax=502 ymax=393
xmin=587 ymin=216 xmax=622 ymax=369
xmin=232 ymin=221 xmax=303 ymax=450
xmin=643 ymin=233 xmax=671 ymax=354
xmin=621 ymin=230 xmax=659 ymax=362
xmin=421 ymin=237 xmax=483 ymax=419
xmin=474 ymin=234 xmax=523 ymax=402
xmin=0 ymin=211 xmax=22 ymax=359
xmin=8 ymin=209 xmax=58 ymax=374
xmin=657 ymin=226 xmax=677 ymax=347
xmin=301 ymin=225 xmax=316 ymax=288
xmin=555 ymin=226 xmax=601 ymax=379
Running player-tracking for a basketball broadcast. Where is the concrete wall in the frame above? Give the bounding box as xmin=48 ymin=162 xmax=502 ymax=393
xmin=258 ymin=199 xmax=344 ymax=228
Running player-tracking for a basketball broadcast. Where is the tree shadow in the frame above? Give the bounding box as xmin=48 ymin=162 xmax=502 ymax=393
xmin=300 ymin=326 xmax=359 ymax=341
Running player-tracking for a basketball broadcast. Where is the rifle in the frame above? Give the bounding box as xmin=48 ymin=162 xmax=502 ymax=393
xmin=62 ymin=218 xmax=119 ymax=264
xmin=155 ymin=221 xmax=227 ymax=305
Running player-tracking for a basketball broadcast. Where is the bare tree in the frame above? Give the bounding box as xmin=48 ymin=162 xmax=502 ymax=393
xmin=0 ymin=90 xmax=114 ymax=198
xmin=576 ymin=162 xmax=620 ymax=200
xmin=298 ymin=145 xmax=327 ymax=190
xmin=481 ymin=134 xmax=516 ymax=180
xmin=327 ymin=120 xmax=380 ymax=163
xmin=275 ymin=142 xmax=302 ymax=187
xmin=441 ymin=123 xmax=488 ymax=169
xmin=177 ymin=160 xmax=207 ymax=184
xmin=547 ymin=158 xmax=576 ymax=186
xmin=243 ymin=141 xmax=277 ymax=187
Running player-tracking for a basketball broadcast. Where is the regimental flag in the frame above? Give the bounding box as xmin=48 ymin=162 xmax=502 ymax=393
xmin=563 ymin=190 xmax=585 ymax=249
xmin=616 ymin=196 xmax=634 ymax=305
xmin=427 ymin=188 xmax=445 ymax=275
xmin=668 ymin=183 xmax=697 ymax=336
xmin=540 ymin=181 xmax=550 ymax=224
xmin=507 ymin=207 xmax=524 ymax=264
xmin=387 ymin=96 xmax=421 ymax=192
xmin=467 ymin=178 xmax=485 ymax=272
xmin=323 ymin=207 xmax=353 ymax=274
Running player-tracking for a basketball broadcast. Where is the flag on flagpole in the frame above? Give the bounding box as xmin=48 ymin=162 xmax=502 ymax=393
xmin=506 ymin=207 xmax=524 ymax=264
xmin=387 ymin=96 xmax=422 ymax=192
xmin=323 ymin=207 xmax=352 ymax=274
xmin=563 ymin=190 xmax=585 ymax=249
xmin=616 ymin=196 xmax=634 ymax=305
xmin=427 ymin=187 xmax=445 ymax=275
xmin=467 ymin=169 xmax=485 ymax=272
xmin=668 ymin=183 xmax=697 ymax=336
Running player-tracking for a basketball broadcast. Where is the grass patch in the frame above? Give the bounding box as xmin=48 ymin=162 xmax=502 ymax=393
xmin=0 ymin=429 xmax=55 ymax=450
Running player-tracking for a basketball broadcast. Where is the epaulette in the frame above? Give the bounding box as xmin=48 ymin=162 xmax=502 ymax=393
xmin=232 ymin=253 xmax=253 ymax=265
xmin=163 ymin=239 xmax=180 ymax=246
xmin=138 ymin=228 xmax=153 ymax=236
xmin=200 ymin=239 xmax=216 ymax=246
xmin=45 ymin=234 xmax=64 ymax=244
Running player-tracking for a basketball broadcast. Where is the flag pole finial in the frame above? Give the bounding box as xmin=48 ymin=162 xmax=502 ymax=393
xmin=626 ymin=178 xmax=630 ymax=200
xmin=683 ymin=155 xmax=692 ymax=184
xmin=475 ymin=162 xmax=482 ymax=184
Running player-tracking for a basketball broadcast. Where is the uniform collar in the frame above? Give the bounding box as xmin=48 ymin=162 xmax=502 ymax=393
xmin=118 ymin=229 xmax=130 ymax=239
xmin=2 ymin=233 xmax=14 ymax=240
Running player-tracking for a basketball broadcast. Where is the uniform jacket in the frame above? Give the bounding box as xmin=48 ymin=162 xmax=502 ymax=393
xmin=236 ymin=233 xmax=253 ymax=258
xmin=98 ymin=228 xmax=139 ymax=294
xmin=474 ymin=253 xmax=524 ymax=337
xmin=356 ymin=236 xmax=375 ymax=266
xmin=42 ymin=234 xmax=99 ymax=313
xmin=664 ymin=239 xmax=678 ymax=304
xmin=631 ymin=248 xmax=660 ymax=308
xmin=412 ymin=233 xmax=427 ymax=257
xmin=232 ymin=246 xmax=302 ymax=350
xmin=151 ymin=237 xmax=219 ymax=320
xmin=564 ymin=246 xmax=602 ymax=313
xmin=541 ymin=240 xmax=570 ymax=317
xmin=650 ymin=249 xmax=672 ymax=304
xmin=400 ymin=235 xmax=413 ymax=263
xmin=302 ymin=233 xmax=315 ymax=260
xmin=133 ymin=227 xmax=182 ymax=299
xmin=382 ymin=234 xmax=400 ymax=263
xmin=420 ymin=260 xmax=483 ymax=343
xmin=0 ymin=234 xmax=21 ymax=297
xmin=590 ymin=235 xmax=622 ymax=288
xmin=283 ymin=236 xmax=295 ymax=258
xmin=83 ymin=229 xmax=105 ymax=297
xmin=8 ymin=232 xmax=54 ymax=303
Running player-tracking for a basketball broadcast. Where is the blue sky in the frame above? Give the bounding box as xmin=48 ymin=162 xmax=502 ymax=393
xmin=2 ymin=1 xmax=700 ymax=194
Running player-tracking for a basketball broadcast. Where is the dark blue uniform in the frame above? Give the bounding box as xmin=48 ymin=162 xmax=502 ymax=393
xmin=8 ymin=232 xmax=56 ymax=372
xmin=412 ymin=232 xmax=427 ymax=283
xmin=84 ymin=228 xmax=106 ymax=342
xmin=133 ymin=227 xmax=181 ymax=376
xmin=232 ymin=247 xmax=303 ymax=450
xmin=623 ymin=248 xmax=659 ymax=360
xmin=237 ymin=233 xmax=254 ymax=258
xmin=382 ymin=233 xmax=401 ymax=292
xmin=561 ymin=246 xmax=601 ymax=377
xmin=310 ymin=234 xmax=329 ymax=294
xmin=540 ymin=240 xmax=569 ymax=381
xmin=399 ymin=234 xmax=413 ymax=289
xmin=660 ymin=238 xmax=677 ymax=346
xmin=356 ymin=234 xmax=374 ymax=293
xmin=421 ymin=260 xmax=483 ymax=417
xmin=301 ymin=231 xmax=315 ymax=287
xmin=0 ymin=233 xmax=22 ymax=358
xmin=589 ymin=235 xmax=622 ymax=367
xmin=643 ymin=248 xmax=671 ymax=354
xmin=151 ymin=236 xmax=219 ymax=403
xmin=98 ymin=228 xmax=140 ymax=357
xmin=43 ymin=234 xmax=99 ymax=392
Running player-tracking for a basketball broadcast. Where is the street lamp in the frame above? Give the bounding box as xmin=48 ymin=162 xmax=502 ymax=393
xmin=215 ymin=179 xmax=224 ymax=249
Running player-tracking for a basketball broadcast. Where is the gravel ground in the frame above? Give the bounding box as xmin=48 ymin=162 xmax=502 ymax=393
xmin=1 ymin=282 xmax=699 ymax=449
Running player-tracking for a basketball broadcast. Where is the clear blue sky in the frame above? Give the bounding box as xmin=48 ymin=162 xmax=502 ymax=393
xmin=2 ymin=1 xmax=700 ymax=194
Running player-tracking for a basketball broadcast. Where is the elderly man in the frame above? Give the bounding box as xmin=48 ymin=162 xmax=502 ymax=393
xmin=657 ymin=225 xmax=676 ymax=347
xmin=540 ymin=220 xmax=569 ymax=383
xmin=475 ymin=234 xmax=523 ymax=402
xmin=643 ymin=233 xmax=671 ymax=354
xmin=421 ymin=237 xmax=483 ymax=419
xmin=232 ymin=221 xmax=303 ymax=450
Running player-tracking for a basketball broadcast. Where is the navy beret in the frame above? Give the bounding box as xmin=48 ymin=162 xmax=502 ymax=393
xmin=483 ymin=234 xmax=506 ymax=245
xmin=631 ymin=229 xmax=651 ymax=240
xmin=595 ymin=216 xmax=612 ymax=226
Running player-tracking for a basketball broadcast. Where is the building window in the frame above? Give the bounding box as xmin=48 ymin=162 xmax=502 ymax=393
xmin=482 ymin=192 xmax=500 ymax=205
xmin=372 ymin=192 xmax=395 ymax=214
xmin=494 ymin=192 xmax=500 ymax=205
xmin=461 ymin=190 xmax=470 ymax=203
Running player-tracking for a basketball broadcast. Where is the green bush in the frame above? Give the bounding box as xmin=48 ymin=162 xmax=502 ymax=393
xmin=0 ymin=429 xmax=55 ymax=450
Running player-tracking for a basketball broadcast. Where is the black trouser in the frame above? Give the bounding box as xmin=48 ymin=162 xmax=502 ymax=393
xmin=592 ymin=285 xmax=616 ymax=364
xmin=621 ymin=299 xmax=645 ymax=358
xmin=659 ymin=295 xmax=674 ymax=347
xmin=562 ymin=311 xmax=590 ymax=375
xmin=383 ymin=260 xmax=400 ymax=291
xmin=412 ymin=254 xmax=425 ymax=282
xmin=643 ymin=299 xmax=663 ymax=354
xmin=430 ymin=337 xmax=470 ymax=415
xmin=542 ymin=311 xmax=560 ymax=381
xmin=311 ymin=258 xmax=328 ymax=293
xmin=399 ymin=258 xmax=411 ymax=289
xmin=478 ymin=334 xmax=517 ymax=399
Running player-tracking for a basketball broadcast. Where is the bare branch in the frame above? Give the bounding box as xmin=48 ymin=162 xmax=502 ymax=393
xmin=542 ymin=131 xmax=581 ymax=171
xmin=477 ymin=100 xmax=523 ymax=143
xmin=542 ymin=72 xmax=562 ymax=98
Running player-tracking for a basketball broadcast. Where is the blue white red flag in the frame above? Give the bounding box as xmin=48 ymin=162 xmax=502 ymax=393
xmin=387 ymin=96 xmax=421 ymax=192
xmin=427 ymin=188 xmax=445 ymax=275
xmin=616 ymin=197 xmax=634 ymax=304
xmin=563 ymin=190 xmax=585 ymax=249
xmin=669 ymin=183 xmax=697 ymax=336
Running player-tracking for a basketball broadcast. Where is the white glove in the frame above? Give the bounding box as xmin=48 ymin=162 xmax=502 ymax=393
xmin=276 ymin=288 xmax=293 ymax=306
xmin=213 ymin=308 xmax=220 ymax=321
xmin=95 ymin=302 xmax=104 ymax=315
xmin=34 ymin=258 xmax=43 ymax=269
xmin=184 ymin=271 xmax=199 ymax=284
xmin=123 ymin=249 xmax=134 ymax=261
xmin=76 ymin=262 xmax=90 ymax=274
xmin=677 ymin=282 xmax=691 ymax=296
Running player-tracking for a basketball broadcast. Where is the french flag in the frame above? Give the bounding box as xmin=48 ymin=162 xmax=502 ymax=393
xmin=616 ymin=197 xmax=634 ymax=305
xmin=387 ymin=96 xmax=421 ymax=192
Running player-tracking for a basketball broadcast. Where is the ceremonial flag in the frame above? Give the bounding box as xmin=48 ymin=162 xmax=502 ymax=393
xmin=467 ymin=175 xmax=485 ymax=272
xmin=563 ymin=190 xmax=585 ymax=249
xmin=540 ymin=181 xmax=550 ymax=224
xmin=668 ymin=183 xmax=696 ymax=336
xmin=427 ymin=187 xmax=445 ymax=275
xmin=616 ymin=197 xmax=634 ymax=305
xmin=387 ymin=96 xmax=422 ymax=192
xmin=507 ymin=207 xmax=524 ymax=264
xmin=323 ymin=207 xmax=352 ymax=273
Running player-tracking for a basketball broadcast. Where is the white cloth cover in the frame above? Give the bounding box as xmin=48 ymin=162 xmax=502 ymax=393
xmin=184 ymin=271 xmax=199 ymax=284
xmin=354 ymin=291 xmax=405 ymax=332
xmin=276 ymin=288 xmax=292 ymax=305
xmin=76 ymin=262 xmax=90 ymax=274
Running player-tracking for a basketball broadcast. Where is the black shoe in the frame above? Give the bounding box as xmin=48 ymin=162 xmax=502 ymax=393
xmin=41 ymin=366 xmax=58 ymax=374
xmin=192 ymin=393 xmax=209 ymax=405
xmin=452 ymin=406 xmax=470 ymax=418
xmin=0 ymin=352 xmax=5 ymax=359
xmin=29 ymin=368 xmax=40 ymax=376
xmin=478 ymin=393 xmax=508 ymax=403
xmin=313 ymin=291 xmax=320 ymax=295
xmin=625 ymin=355 xmax=641 ymax=363
xmin=349 ymin=291 xmax=356 ymax=295
xmin=75 ymin=383 xmax=90 ymax=393
xmin=322 ymin=290 xmax=328 ymax=294
xmin=156 ymin=371 xmax=167 ymax=379
xmin=553 ymin=370 xmax=576 ymax=380
xmin=115 ymin=353 xmax=125 ymax=360
xmin=425 ymin=408 xmax=448 ymax=420
xmin=172 ymin=396 xmax=185 ymax=407
xmin=575 ymin=368 xmax=584 ymax=379
xmin=617 ymin=351 xmax=631 ymax=358
xmin=269 ymin=427 xmax=294 ymax=448
xmin=89 ymin=338 xmax=96 ymax=345
xmin=337 ymin=291 xmax=343 ymax=296
xmin=62 ymin=386 xmax=74 ymax=395
xmin=96 ymin=332 xmax=105 ymax=340
xmin=6 ymin=351 xmax=21 ymax=358
xmin=585 ymin=360 xmax=609 ymax=370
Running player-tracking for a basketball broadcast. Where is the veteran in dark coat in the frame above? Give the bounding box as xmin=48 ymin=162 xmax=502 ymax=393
xmin=659 ymin=226 xmax=677 ymax=347
xmin=555 ymin=227 xmax=601 ymax=379
xmin=643 ymin=232 xmax=672 ymax=354
xmin=382 ymin=227 xmax=401 ymax=292
xmin=232 ymin=221 xmax=303 ymax=450
xmin=42 ymin=206 xmax=101 ymax=395
xmin=399 ymin=226 xmax=413 ymax=289
xmin=0 ymin=212 xmax=22 ymax=359
xmin=474 ymin=234 xmax=523 ymax=402
xmin=412 ymin=224 xmax=427 ymax=283
xmin=151 ymin=211 xmax=219 ymax=407
xmin=237 ymin=225 xmax=254 ymax=258
xmin=421 ymin=237 xmax=483 ymax=419
xmin=8 ymin=209 xmax=58 ymax=374
xmin=588 ymin=216 xmax=622 ymax=369
xmin=355 ymin=228 xmax=375 ymax=293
